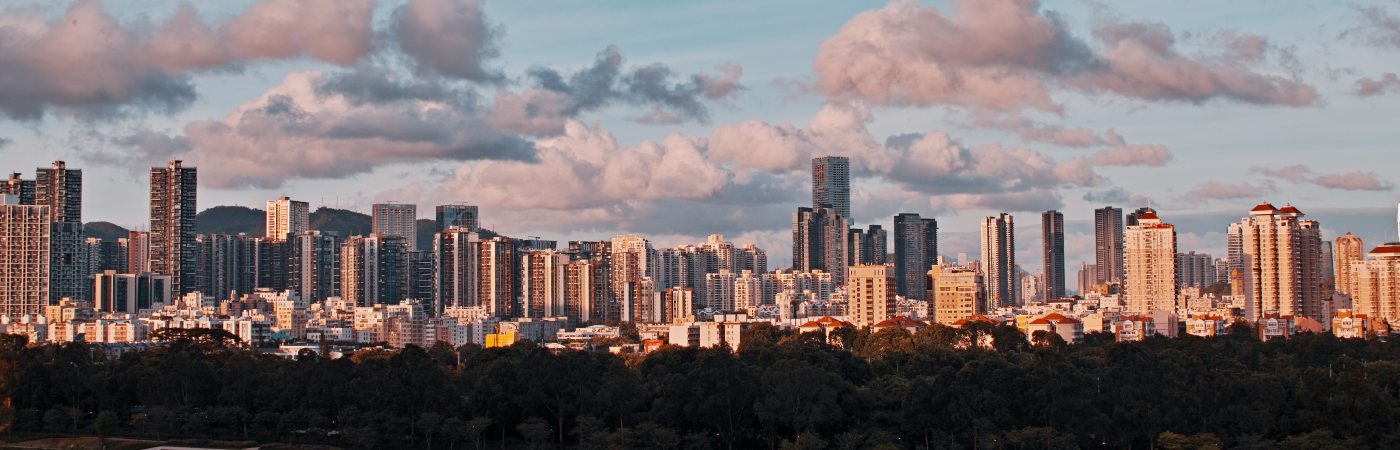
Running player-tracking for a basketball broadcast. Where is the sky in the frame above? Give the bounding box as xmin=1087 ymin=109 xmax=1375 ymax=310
xmin=1 ymin=0 xmax=1398 ymax=288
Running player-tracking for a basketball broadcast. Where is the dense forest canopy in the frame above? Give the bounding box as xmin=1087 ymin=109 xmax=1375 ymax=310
xmin=1 ymin=323 xmax=1397 ymax=449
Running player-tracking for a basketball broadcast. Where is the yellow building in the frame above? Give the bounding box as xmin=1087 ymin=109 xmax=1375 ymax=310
xmin=847 ymin=265 xmax=895 ymax=328
xmin=929 ymin=263 xmax=984 ymax=326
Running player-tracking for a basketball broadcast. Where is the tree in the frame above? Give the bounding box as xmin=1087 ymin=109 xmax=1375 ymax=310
xmin=463 ymin=417 xmax=492 ymax=450
xmin=517 ymin=417 xmax=553 ymax=450
xmin=420 ymin=412 xmax=444 ymax=449
xmin=1157 ymin=431 xmax=1222 ymax=450
xmin=94 ymin=411 xmax=119 ymax=449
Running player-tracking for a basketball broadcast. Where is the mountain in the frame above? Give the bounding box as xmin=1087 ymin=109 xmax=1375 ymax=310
xmin=197 ymin=205 xmax=264 ymax=235
xmin=84 ymin=221 xmax=130 ymax=241
xmin=308 ymin=207 xmax=372 ymax=238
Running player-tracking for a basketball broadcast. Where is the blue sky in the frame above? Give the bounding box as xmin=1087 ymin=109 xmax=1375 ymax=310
xmin=1 ymin=0 xmax=1397 ymax=282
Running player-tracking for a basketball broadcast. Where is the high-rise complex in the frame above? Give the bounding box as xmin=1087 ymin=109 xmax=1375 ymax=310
xmin=893 ymin=213 xmax=937 ymax=300
xmin=610 ymin=234 xmax=654 ymax=322
xmin=479 ymin=236 xmax=519 ymax=318
xmin=1124 ymin=209 xmax=1176 ymax=313
xmin=0 ymin=196 xmax=50 ymax=317
xmin=521 ymin=249 xmax=568 ymax=318
xmin=372 ymin=203 xmax=418 ymax=251
xmin=792 ymin=207 xmax=848 ymax=285
xmin=1094 ymin=206 xmax=1124 ymax=286
xmin=847 ymin=265 xmax=895 ymax=328
xmin=811 ymin=156 xmax=850 ymax=220
xmin=35 ymin=161 xmax=83 ymax=302
xmin=436 ymin=204 xmax=479 ymax=233
xmin=1235 ymin=203 xmax=1325 ymax=321
xmin=1077 ymin=263 xmax=1097 ymax=295
xmin=980 ymin=213 xmax=1016 ymax=308
xmin=125 ymin=231 xmax=151 ymax=274
xmin=1125 ymin=207 xmax=1152 ymax=227
xmin=265 ymin=196 xmax=309 ymax=241
xmin=929 ymin=260 xmax=984 ymax=325
xmin=1334 ymin=232 xmax=1364 ymax=296
xmin=1041 ymin=210 xmax=1065 ymax=299
xmin=150 ymin=160 xmax=198 ymax=295
xmin=1176 ymin=251 xmax=1217 ymax=289
xmin=848 ymin=224 xmax=888 ymax=266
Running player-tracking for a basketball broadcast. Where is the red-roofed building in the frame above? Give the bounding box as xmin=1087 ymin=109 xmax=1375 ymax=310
xmin=799 ymin=316 xmax=854 ymax=343
xmin=873 ymin=316 xmax=927 ymax=334
xmin=1332 ymin=310 xmax=1369 ymax=339
xmin=1026 ymin=312 xmax=1083 ymax=344
xmin=1185 ymin=314 xmax=1229 ymax=337
xmin=1115 ymin=315 xmax=1156 ymax=342
xmin=1257 ymin=312 xmax=1295 ymax=341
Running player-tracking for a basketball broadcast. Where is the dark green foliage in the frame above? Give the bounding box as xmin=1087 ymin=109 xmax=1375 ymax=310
xmin=83 ymin=221 xmax=130 ymax=241
xmin=2 ymin=329 xmax=1400 ymax=448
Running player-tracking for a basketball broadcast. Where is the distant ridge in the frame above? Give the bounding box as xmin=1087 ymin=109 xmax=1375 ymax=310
xmin=84 ymin=206 xmax=436 ymax=249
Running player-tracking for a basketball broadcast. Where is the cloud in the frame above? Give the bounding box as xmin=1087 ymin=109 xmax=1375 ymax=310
xmin=1086 ymin=144 xmax=1171 ymax=167
xmin=391 ymin=0 xmax=502 ymax=82
xmin=1185 ymin=181 xmax=1275 ymax=200
xmin=0 ymin=0 xmax=375 ymax=120
xmin=1354 ymin=73 xmax=1400 ymax=96
xmin=113 ymin=71 xmax=533 ymax=188
xmin=523 ymin=46 xmax=745 ymax=125
xmin=812 ymin=0 xmax=1318 ymax=115
xmin=1345 ymin=3 xmax=1400 ymax=50
xmin=0 ymin=137 xmax=10 ymax=149
xmin=1083 ymin=187 xmax=1151 ymax=206
xmin=1256 ymin=164 xmax=1394 ymax=191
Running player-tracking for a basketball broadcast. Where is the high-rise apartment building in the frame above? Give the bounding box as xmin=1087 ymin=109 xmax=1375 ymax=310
xmin=1351 ymin=242 xmax=1400 ymax=325
xmin=0 ymin=197 xmax=49 ymax=317
xmin=1334 ymin=232 xmax=1364 ymax=296
xmin=1094 ymin=206 xmax=1124 ymax=285
xmin=1226 ymin=222 xmax=1244 ymax=283
xmin=150 ymin=160 xmax=198 ymax=295
xmin=436 ymin=204 xmax=479 ymax=233
xmin=1077 ymin=263 xmax=1097 ymax=295
xmin=928 ymin=261 xmax=984 ymax=325
xmin=1125 ymin=207 xmax=1152 ymax=227
xmin=479 ymin=236 xmax=519 ymax=318
xmin=1176 ymin=251 xmax=1217 ymax=289
xmin=1 ymin=173 xmax=35 ymax=204
xmin=792 ymin=207 xmax=848 ymax=285
xmin=35 ymin=161 xmax=83 ymax=303
xmin=434 ymin=227 xmax=480 ymax=312
xmin=812 ymin=156 xmax=850 ymax=220
xmin=372 ymin=203 xmax=418 ymax=251
xmin=290 ymin=231 xmax=340 ymax=303
xmin=893 ymin=213 xmax=937 ymax=300
xmin=521 ymin=249 xmax=568 ymax=318
xmin=1124 ymin=209 xmax=1176 ymax=313
xmin=265 ymin=196 xmax=309 ymax=241
xmin=1236 ymin=203 xmax=1325 ymax=321
xmin=868 ymin=224 xmax=887 ymax=265
xmin=610 ymin=234 xmax=654 ymax=321
xmin=340 ymin=234 xmax=408 ymax=307
xmin=980 ymin=213 xmax=1016 ymax=308
xmin=125 ymin=231 xmax=151 ymax=274
xmin=847 ymin=265 xmax=895 ymax=328
xmin=1041 ymin=210 xmax=1065 ymax=299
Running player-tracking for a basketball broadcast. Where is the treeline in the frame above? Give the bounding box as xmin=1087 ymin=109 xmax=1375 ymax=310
xmin=2 ymin=324 xmax=1400 ymax=449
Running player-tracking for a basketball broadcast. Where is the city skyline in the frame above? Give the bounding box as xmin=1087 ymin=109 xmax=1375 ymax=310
xmin=0 ymin=0 xmax=1397 ymax=275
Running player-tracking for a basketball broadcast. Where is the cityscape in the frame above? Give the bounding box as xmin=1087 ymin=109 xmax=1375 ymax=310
xmin=1 ymin=0 xmax=1399 ymax=449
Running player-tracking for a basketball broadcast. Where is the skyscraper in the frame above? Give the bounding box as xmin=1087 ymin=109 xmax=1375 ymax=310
xmin=340 ymin=234 xmax=407 ymax=307
xmin=35 ymin=161 xmax=83 ymax=302
xmin=1351 ymin=242 xmax=1400 ymax=325
xmin=434 ymin=227 xmax=480 ymax=313
xmin=436 ymin=204 xmax=479 ymax=233
xmin=792 ymin=207 xmax=848 ymax=285
xmin=1176 ymin=251 xmax=1217 ymax=289
xmin=867 ymin=224 xmax=888 ymax=265
xmin=1041 ymin=210 xmax=1065 ymax=299
xmin=893 ymin=213 xmax=937 ymax=300
xmin=0 ymin=196 xmax=49 ymax=317
xmin=479 ymin=236 xmax=519 ymax=317
xmin=372 ymin=203 xmax=418 ymax=251
xmin=265 ymin=196 xmax=309 ymax=241
xmin=1125 ymin=207 xmax=1152 ymax=226
xmin=610 ymin=234 xmax=655 ymax=322
xmin=1334 ymin=232 xmax=1364 ymax=296
xmin=1094 ymin=206 xmax=1124 ymax=285
xmin=1236 ymin=203 xmax=1325 ymax=321
xmin=521 ymin=249 xmax=568 ymax=318
xmin=150 ymin=160 xmax=198 ymax=295
xmin=847 ymin=265 xmax=895 ymax=328
xmin=1124 ymin=209 xmax=1176 ymax=313
xmin=980 ymin=213 xmax=1016 ymax=308
xmin=290 ymin=231 xmax=341 ymax=303
xmin=812 ymin=156 xmax=850 ymax=220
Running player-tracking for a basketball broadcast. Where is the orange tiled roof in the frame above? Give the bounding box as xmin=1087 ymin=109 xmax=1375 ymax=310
xmin=1250 ymin=202 xmax=1278 ymax=212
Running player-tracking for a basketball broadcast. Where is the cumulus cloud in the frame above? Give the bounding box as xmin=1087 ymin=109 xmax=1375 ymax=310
xmin=392 ymin=0 xmax=502 ymax=82
xmin=1185 ymin=181 xmax=1275 ymax=200
xmin=0 ymin=0 xmax=374 ymax=120
xmin=1256 ymin=164 xmax=1394 ymax=191
xmin=113 ymin=71 xmax=532 ymax=188
xmin=812 ymin=0 xmax=1318 ymax=114
xmin=0 ymin=137 xmax=10 ymax=149
xmin=1354 ymin=73 xmax=1400 ymax=96
xmin=1083 ymin=187 xmax=1151 ymax=206
xmin=521 ymin=46 xmax=745 ymax=125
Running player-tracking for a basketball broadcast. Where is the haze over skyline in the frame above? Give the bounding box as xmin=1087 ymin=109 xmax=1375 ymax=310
xmin=2 ymin=0 xmax=1398 ymax=270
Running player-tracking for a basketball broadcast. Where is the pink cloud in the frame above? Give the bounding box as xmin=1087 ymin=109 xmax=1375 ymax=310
xmin=1354 ymin=73 xmax=1400 ymax=97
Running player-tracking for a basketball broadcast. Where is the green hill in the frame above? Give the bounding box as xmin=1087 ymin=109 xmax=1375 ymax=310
xmin=84 ymin=221 xmax=131 ymax=241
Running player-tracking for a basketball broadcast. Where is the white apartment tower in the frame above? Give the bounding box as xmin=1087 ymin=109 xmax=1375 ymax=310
xmin=266 ymin=196 xmax=309 ymax=241
xmin=980 ymin=213 xmax=1017 ymax=308
xmin=1124 ymin=209 xmax=1177 ymax=314
xmin=1235 ymin=203 xmax=1325 ymax=321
